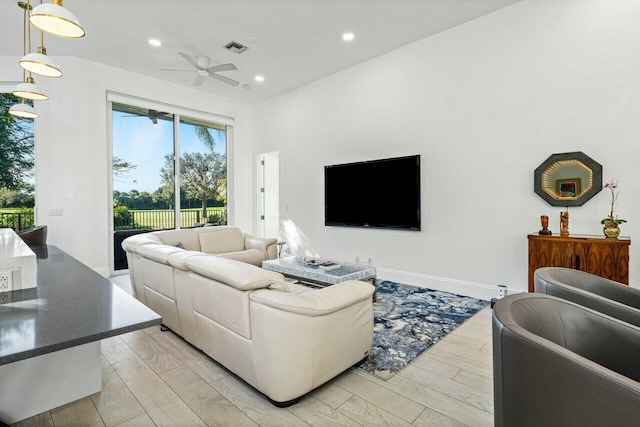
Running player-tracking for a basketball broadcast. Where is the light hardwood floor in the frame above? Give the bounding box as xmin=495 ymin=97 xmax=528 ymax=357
xmin=13 ymin=277 xmax=494 ymax=427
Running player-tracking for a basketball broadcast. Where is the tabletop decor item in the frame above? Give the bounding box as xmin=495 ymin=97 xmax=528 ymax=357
xmin=601 ymin=179 xmax=626 ymax=239
xmin=560 ymin=210 xmax=569 ymax=237
xmin=539 ymin=215 xmax=552 ymax=235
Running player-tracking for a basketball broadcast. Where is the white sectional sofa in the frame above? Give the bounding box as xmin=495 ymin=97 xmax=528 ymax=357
xmin=121 ymin=226 xmax=374 ymax=405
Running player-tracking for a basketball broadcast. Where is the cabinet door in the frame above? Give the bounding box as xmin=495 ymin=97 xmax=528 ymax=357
xmin=547 ymin=240 xmax=574 ymax=268
xmin=574 ymin=241 xmax=629 ymax=284
xmin=612 ymin=244 xmax=630 ymax=284
xmin=528 ymin=238 xmax=573 ymax=291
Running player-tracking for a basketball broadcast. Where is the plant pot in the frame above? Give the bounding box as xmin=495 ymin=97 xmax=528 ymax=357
xmin=603 ymin=218 xmax=621 ymax=239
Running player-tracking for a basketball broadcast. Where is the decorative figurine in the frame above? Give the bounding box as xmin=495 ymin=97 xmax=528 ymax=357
xmin=560 ymin=210 xmax=569 ymax=237
xmin=539 ymin=215 xmax=552 ymax=235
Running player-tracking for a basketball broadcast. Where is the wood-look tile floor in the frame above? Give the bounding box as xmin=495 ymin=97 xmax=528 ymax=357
xmin=13 ymin=278 xmax=494 ymax=427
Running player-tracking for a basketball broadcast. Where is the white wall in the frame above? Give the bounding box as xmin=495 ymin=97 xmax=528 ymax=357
xmin=0 ymin=56 xmax=255 ymax=276
xmin=253 ymin=0 xmax=640 ymax=298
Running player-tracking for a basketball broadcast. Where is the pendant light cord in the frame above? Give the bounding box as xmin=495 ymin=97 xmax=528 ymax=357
xmin=27 ymin=0 xmax=33 ymax=80
xmin=21 ymin=1 xmax=27 ymax=81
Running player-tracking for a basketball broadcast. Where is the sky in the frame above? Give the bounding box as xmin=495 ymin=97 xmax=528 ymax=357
xmin=112 ymin=110 xmax=226 ymax=193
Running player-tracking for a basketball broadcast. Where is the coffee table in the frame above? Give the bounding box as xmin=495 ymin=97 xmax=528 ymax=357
xmin=262 ymin=256 xmax=378 ymax=300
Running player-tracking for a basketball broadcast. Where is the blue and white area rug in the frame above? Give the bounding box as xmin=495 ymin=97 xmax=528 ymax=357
xmin=359 ymin=280 xmax=489 ymax=380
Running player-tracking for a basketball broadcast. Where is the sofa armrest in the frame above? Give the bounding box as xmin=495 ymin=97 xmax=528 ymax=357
xmin=121 ymin=234 xmax=162 ymax=253
xmin=244 ymin=234 xmax=278 ymax=260
xmin=249 ymin=280 xmax=374 ymax=402
xmin=249 ymin=280 xmax=374 ymax=316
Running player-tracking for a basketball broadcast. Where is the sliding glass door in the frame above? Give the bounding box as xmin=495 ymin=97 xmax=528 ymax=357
xmin=111 ymin=102 xmax=227 ymax=271
xmin=178 ymin=117 xmax=227 ymax=227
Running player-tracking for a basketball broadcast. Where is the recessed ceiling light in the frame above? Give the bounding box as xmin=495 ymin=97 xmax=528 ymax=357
xmin=255 ymin=75 xmax=265 ymax=82
xmin=342 ymin=33 xmax=354 ymax=41
xmin=149 ymin=39 xmax=162 ymax=47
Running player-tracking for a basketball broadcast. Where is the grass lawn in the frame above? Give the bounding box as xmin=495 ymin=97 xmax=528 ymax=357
xmin=127 ymin=207 xmax=226 ymax=229
xmin=0 ymin=207 xmax=34 ymax=213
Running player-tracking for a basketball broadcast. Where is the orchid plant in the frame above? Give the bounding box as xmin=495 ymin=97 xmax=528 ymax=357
xmin=601 ymin=179 xmax=627 ymax=225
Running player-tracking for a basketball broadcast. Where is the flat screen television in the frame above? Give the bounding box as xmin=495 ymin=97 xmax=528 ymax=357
xmin=324 ymin=155 xmax=421 ymax=231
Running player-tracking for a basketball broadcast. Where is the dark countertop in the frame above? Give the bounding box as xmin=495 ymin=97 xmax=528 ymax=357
xmin=0 ymin=245 xmax=161 ymax=365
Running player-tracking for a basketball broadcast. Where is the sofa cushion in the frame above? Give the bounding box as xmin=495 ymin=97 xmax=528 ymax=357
xmin=250 ymin=281 xmax=374 ymax=316
xmin=153 ymin=229 xmax=201 ymax=251
xmin=184 ymin=255 xmax=288 ymax=291
xmin=197 ymin=226 xmax=245 ymax=254
xmin=137 ymin=244 xmax=185 ymax=265
xmin=216 ymin=248 xmax=267 ymax=267
xmin=168 ymin=250 xmax=209 ymax=270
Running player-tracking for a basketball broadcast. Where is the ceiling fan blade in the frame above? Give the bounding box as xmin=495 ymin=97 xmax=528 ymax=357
xmin=209 ymin=73 xmax=240 ymax=87
xmin=178 ymin=52 xmax=201 ymax=69
xmin=160 ymin=67 xmax=194 ymax=72
xmin=193 ymin=74 xmax=205 ymax=86
xmin=206 ymin=63 xmax=237 ymax=73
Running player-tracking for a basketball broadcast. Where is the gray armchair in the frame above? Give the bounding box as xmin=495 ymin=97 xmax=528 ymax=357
xmin=493 ymin=293 xmax=640 ymax=426
xmin=17 ymin=225 xmax=47 ymax=249
xmin=534 ymin=267 xmax=640 ymax=327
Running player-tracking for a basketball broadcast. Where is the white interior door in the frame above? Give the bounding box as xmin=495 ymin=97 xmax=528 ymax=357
xmin=259 ymin=152 xmax=280 ymax=238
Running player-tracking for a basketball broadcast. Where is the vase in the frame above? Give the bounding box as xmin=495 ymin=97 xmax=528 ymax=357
xmin=603 ymin=218 xmax=621 ymax=239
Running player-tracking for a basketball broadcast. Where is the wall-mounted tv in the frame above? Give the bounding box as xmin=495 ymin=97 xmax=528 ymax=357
xmin=324 ymin=155 xmax=421 ymax=231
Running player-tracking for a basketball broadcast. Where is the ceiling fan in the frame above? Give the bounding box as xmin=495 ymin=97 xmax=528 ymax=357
xmin=121 ymin=109 xmax=167 ymax=124
xmin=161 ymin=52 xmax=239 ymax=87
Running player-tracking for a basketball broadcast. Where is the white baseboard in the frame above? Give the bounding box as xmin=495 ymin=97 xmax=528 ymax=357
xmin=377 ymin=267 xmax=508 ymax=301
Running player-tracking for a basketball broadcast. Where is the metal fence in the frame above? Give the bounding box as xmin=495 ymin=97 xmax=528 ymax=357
xmin=115 ymin=209 xmax=227 ymax=230
xmin=0 ymin=212 xmax=35 ymax=231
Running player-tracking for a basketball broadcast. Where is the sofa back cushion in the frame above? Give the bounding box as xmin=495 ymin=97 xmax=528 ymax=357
xmin=137 ymin=244 xmax=184 ymax=265
xmin=153 ymin=229 xmax=201 ymax=252
xmin=197 ymin=226 xmax=245 ymax=254
xmin=184 ymin=255 xmax=288 ymax=291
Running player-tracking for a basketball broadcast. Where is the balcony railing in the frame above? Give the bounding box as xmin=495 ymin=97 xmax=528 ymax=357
xmin=0 ymin=212 xmax=35 ymax=231
xmin=114 ymin=209 xmax=226 ymax=230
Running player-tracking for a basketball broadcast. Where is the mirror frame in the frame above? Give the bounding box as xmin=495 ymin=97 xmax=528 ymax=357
xmin=534 ymin=151 xmax=602 ymax=207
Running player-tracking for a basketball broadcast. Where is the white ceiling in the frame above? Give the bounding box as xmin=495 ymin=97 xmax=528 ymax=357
xmin=0 ymin=0 xmax=521 ymax=104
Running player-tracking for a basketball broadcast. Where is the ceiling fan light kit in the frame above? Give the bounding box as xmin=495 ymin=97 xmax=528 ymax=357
xmin=30 ymin=0 xmax=85 ymax=39
xmin=160 ymin=52 xmax=240 ymax=87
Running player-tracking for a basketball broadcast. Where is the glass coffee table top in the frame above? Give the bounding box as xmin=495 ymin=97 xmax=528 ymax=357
xmin=262 ymin=256 xmax=376 ymax=286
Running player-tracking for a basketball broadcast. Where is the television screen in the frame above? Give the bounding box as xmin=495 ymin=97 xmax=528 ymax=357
xmin=324 ymin=155 xmax=421 ymax=231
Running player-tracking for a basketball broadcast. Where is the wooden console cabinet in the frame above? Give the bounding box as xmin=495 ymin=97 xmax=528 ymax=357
xmin=528 ymin=234 xmax=630 ymax=292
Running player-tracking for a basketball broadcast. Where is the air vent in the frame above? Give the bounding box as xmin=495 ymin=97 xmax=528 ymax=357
xmin=225 ymin=41 xmax=248 ymax=54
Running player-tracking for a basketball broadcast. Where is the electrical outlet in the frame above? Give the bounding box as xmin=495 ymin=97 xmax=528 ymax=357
xmin=0 ymin=270 xmax=13 ymax=292
xmin=0 ymin=293 xmax=8 ymax=304
xmin=355 ymin=256 xmax=361 ymax=264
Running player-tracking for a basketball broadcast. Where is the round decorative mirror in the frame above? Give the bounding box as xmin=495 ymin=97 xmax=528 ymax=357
xmin=534 ymin=151 xmax=602 ymax=206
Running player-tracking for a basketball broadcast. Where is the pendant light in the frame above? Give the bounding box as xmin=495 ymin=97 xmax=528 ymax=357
xmin=19 ymin=42 xmax=63 ymax=78
xmin=9 ymin=100 xmax=39 ymax=119
xmin=30 ymin=0 xmax=85 ymax=39
xmin=13 ymin=76 xmax=48 ymax=101
xmin=20 ymin=0 xmax=62 ymax=77
xmin=13 ymin=2 xmax=48 ymax=101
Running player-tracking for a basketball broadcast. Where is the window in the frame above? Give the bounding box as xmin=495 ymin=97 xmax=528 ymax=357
xmin=0 ymin=93 xmax=35 ymax=231
xmin=110 ymin=101 xmax=229 ymax=270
